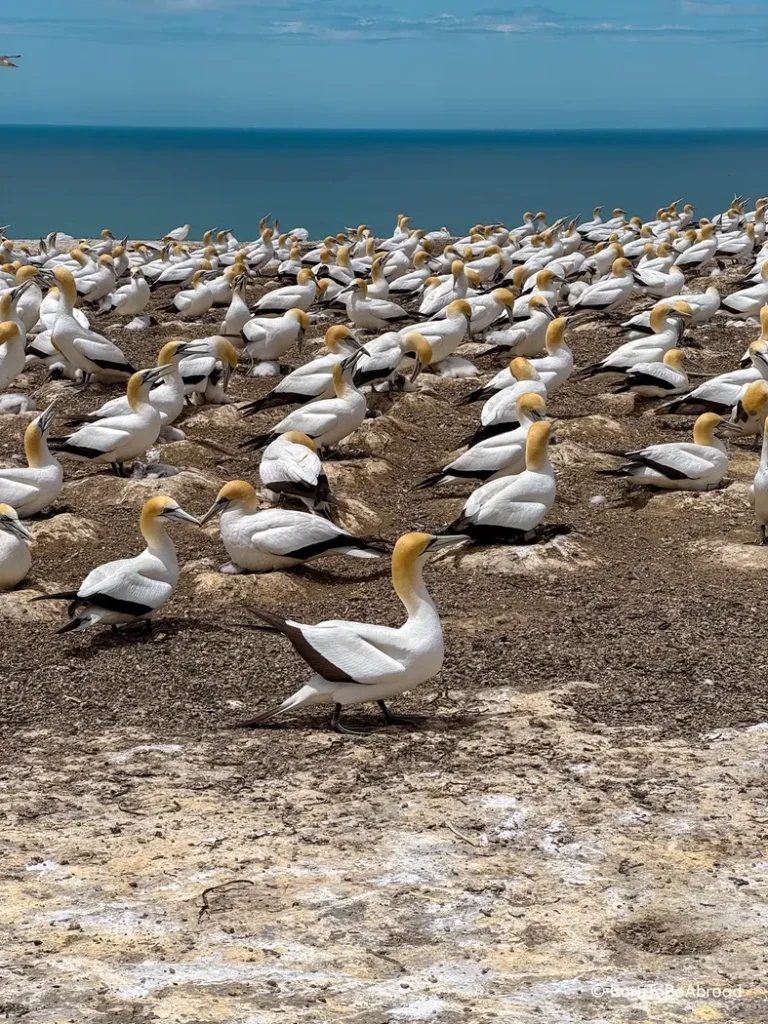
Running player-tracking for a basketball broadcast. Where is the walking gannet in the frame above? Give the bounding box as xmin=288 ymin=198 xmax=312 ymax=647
xmin=0 ymin=402 xmax=62 ymax=516
xmin=446 ymin=421 xmax=556 ymax=544
xmin=0 ymin=504 xmax=30 ymax=588
xmin=179 ymin=336 xmax=239 ymax=405
xmin=572 ymin=258 xmax=635 ymax=313
xmin=340 ymin=279 xmax=409 ymax=331
xmin=415 ymin=393 xmax=547 ymax=489
xmin=240 ymin=326 xmax=363 ymax=415
xmin=235 ymin=530 xmax=465 ymax=733
xmin=600 ymin=413 xmax=727 ymax=490
xmin=259 ymin=432 xmax=330 ymax=514
xmin=241 ymin=350 xmax=367 ymax=452
xmin=200 ymin=480 xmax=384 ymax=574
xmin=97 ymin=266 xmax=150 ymax=317
xmin=34 ymin=496 xmax=199 ymax=632
xmin=252 ymin=268 xmax=323 ymax=314
xmin=612 ymin=349 xmax=688 ymax=397
xmin=241 ymin=308 xmax=308 ymax=376
xmin=50 ymin=365 xmax=173 ymax=475
xmin=42 ymin=267 xmax=134 ymax=383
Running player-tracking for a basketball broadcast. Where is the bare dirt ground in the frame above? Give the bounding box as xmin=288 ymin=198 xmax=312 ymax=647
xmin=2 ymin=259 xmax=768 ymax=1022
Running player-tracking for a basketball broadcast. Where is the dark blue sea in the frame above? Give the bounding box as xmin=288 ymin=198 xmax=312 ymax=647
xmin=4 ymin=125 xmax=766 ymax=239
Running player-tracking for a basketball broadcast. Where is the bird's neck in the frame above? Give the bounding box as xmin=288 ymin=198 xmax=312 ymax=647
xmin=392 ymin=557 xmax=439 ymax=622
xmin=140 ymin=518 xmax=177 ymax=560
xmin=760 ymin=426 xmax=768 ymax=472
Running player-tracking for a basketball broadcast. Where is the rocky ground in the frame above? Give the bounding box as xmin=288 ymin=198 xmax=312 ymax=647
xmin=2 ymin=261 xmax=768 ymax=1022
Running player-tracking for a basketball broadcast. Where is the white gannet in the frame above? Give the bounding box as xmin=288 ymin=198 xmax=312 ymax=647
xmin=659 ymin=335 xmax=768 ymax=416
xmin=406 ymin=299 xmax=473 ymax=370
xmin=0 ymin=402 xmax=62 ymax=516
xmin=633 ymin=264 xmax=685 ymax=299
xmin=462 ymin=358 xmax=548 ymax=446
xmin=200 ymin=480 xmax=384 ymax=573
xmin=172 ymin=267 xmax=214 ymax=317
xmin=716 ymin=222 xmax=756 ymax=263
xmin=252 ymin=268 xmax=323 ymax=314
xmin=98 ymin=266 xmax=151 ymax=317
xmin=240 ymin=326 xmax=362 ymax=415
xmin=528 ymin=317 xmax=574 ymax=392
xmin=34 ymin=496 xmax=199 ymax=632
xmin=340 ymin=279 xmax=409 ymax=331
xmin=0 ymin=503 xmax=31 ymax=588
xmin=179 ymin=336 xmax=239 ymax=405
xmin=736 ymin=382 xmax=768 ymax=542
xmin=482 ymin=295 xmax=555 ymax=357
xmin=414 ymin=393 xmax=547 ymax=489
xmin=446 ymin=421 xmax=556 ymax=543
xmin=43 ymin=267 xmax=135 ymax=383
xmin=0 ymin=320 xmax=27 ymax=392
xmin=577 ymin=304 xmax=691 ymax=378
xmin=241 ymin=308 xmax=308 ymax=376
xmin=8 ymin=266 xmax=42 ymax=331
xmin=259 ymin=432 xmax=330 ymax=513
xmin=674 ymin=223 xmax=718 ymax=270
xmin=612 ymin=349 xmax=688 ymax=397
xmin=572 ymin=258 xmax=635 ymax=313
xmin=77 ymin=254 xmax=117 ymax=304
xmin=418 ymin=261 xmax=470 ymax=316
xmin=600 ymin=413 xmax=727 ymax=490
xmin=164 ymin=224 xmax=192 ymax=243
xmin=234 ymin=530 xmax=465 ymax=733
xmin=241 ymin=350 xmax=367 ymax=452
xmin=353 ymin=331 xmax=432 ymax=389
xmin=720 ymin=264 xmax=768 ymax=319
xmin=49 ymin=365 xmax=173 ymax=475
xmin=619 ymin=288 xmax=720 ymax=335
xmin=388 ymin=252 xmax=436 ymax=294
xmin=220 ymin=273 xmax=251 ymax=337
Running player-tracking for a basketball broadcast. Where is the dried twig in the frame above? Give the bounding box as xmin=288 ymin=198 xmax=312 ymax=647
xmin=446 ymin=820 xmax=480 ymax=848
xmin=365 ymin=948 xmax=407 ymax=973
xmin=198 ymin=879 xmax=255 ymax=924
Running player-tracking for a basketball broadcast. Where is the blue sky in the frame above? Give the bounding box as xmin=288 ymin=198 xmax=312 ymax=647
xmin=2 ymin=0 xmax=767 ymax=128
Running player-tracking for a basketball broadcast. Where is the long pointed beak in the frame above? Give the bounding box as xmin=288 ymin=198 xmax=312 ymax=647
xmin=427 ymin=534 xmax=467 ymax=551
xmin=1 ymin=517 xmax=30 ymax=541
xmin=37 ymin=398 xmax=59 ymax=434
xmin=165 ymin=507 xmax=200 ymax=526
xmin=199 ymin=499 xmax=225 ymax=526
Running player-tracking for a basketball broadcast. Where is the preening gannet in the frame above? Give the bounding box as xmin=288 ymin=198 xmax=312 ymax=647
xmin=180 ymin=336 xmax=239 ymax=405
xmin=462 ymin=358 xmax=548 ymax=446
xmin=0 ymin=503 xmax=30 ymax=588
xmin=240 ymin=325 xmax=363 ymax=415
xmin=34 ymin=496 xmax=199 ymax=632
xmin=460 ymin=321 xmax=571 ymax=403
xmin=415 ymin=393 xmax=547 ymax=489
xmin=446 ymin=421 xmax=556 ymax=543
xmin=482 ymin=295 xmax=555 ymax=357
xmin=49 ymin=365 xmax=173 ymax=475
xmin=353 ymin=331 xmax=432 ymax=389
xmin=577 ymin=304 xmax=691 ymax=379
xmin=234 ymin=531 xmax=466 ymax=732
xmin=241 ymin=350 xmax=367 ymax=452
xmin=259 ymin=432 xmax=330 ymax=514
xmin=200 ymin=480 xmax=384 ymax=573
xmin=599 ymin=413 xmax=728 ymax=490
xmin=0 ymin=402 xmax=62 ymax=516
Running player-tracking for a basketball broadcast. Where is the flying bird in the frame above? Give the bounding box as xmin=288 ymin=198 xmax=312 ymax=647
xmin=0 ymin=55 xmax=21 ymax=68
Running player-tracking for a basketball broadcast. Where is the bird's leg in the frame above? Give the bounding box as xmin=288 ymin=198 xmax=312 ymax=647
xmin=761 ymin=525 xmax=767 ymax=546
xmin=428 ymin=684 xmax=458 ymax=707
xmin=220 ymin=561 xmax=247 ymax=574
xmin=331 ymin=703 xmax=376 ymax=735
xmin=110 ymin=462 xmax=122 ymax=477
xmin=377 ymin=700 xmax=421 ymax=727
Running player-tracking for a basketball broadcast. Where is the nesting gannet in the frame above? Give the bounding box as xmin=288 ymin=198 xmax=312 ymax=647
xmin=252 ymin=268 xmax=321 ymax=314
xmin=77 ymin=254 xmax=118 ymax=304
xmin=417 ymin=261 xmax=470 ymax=316
xmin=446 ymin=421 xmax=556 ymax=543
xmin=0 ymin=321 xmax=27 ymax=392
xmin=577 ymin=304 xmax=691 ymax=378
xmin=406 ymin=299 xmax=473 ymax=370
xmin=482 ymin=295 xmax=555 ymax=357
xmin=600 ymin=413 xmax=728 ymax=490
xmin=180 ymin=336 xmax=239 ymax=405
xmin=659 ymin=335 xmax=768 ymax=416
xmin=0 ymin=402 xmax=62 ymax=516
xmin=8 ymin=266 xmax=42 ymax=331
xmin=717 ymin=222 xmax=756 ymax=263
xmin=674 ymin=223 xmax=718 ymax=270
xmin=241 ymin=351 xmax=367 ymax=452
xmin=633 ymin=264 xmax=685 ymax=299
xmin=353 ymin=331 xmax=432 ymax=389
xmin=50 ymin=365 xmax=173 ymax=475
xmin=200 ymin=480 xmax=384 ymax=573
xmin=259 ymin=432 xmax=330 ymax=513
xmin=572 ymin=258 xmax=635 ymax=313
xmin=415 ymin=393 xmax=547 ymax=489
xmin=241 ymin=308 xmax=308 ymax=376
xmin=240 ymin=325 xmax=363 ymax=415
xmin=172 ymin=268 xmax=214 ymax=317
xmin=98 ymin=266 xmax=150 ymax=317
xmin=235 ymin=530 xmax=465 ymax=732
xmin=0 ymin=504 xmax=30 ymax=588
xmin=463 ymin=359 xmax=548 ymax=446
xmin=34 ymin=496 xmax=199 ymax=632
xmin=612 ymin=349 xmax=688 ymax=397
xmin=720 ymin=264 xmax=768 ymax=319
xmin=619 ymin=288 xmax=720 ymax=336
xmin=460 ymin=318 xmax=570 ymax=402
xmin=340 ymin=279 xmax=409 ymax=331
xmin=388 ymin=252 xmax=436 ymax=294
xmin=43 ymin=268 xmax=134 ymax=383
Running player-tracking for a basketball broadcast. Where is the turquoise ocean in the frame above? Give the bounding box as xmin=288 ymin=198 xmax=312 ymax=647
xmin=4 ymin=126 xmax=767 ymax=240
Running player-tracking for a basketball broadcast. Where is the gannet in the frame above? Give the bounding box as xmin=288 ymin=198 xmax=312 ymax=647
xmin=446 ymin=421 xmax=556 ymax=544
xmin=353 ymin=331 xmax=432 ymax=389
xmin=172 ymin=267 xmax=214 ymax=317
xmin=388 ymin=252 xmax=436 ymax=294
xmin=0 ymin=320 xmax=27 ymax=392
xmin=600 ymin=413 xmax=727 ymax=490
xmin=253 ymin=268 xmax=323 ymax=314
xmin=717 ymin=223 xmax=756 ymax=263
xmin=659 ymin=336 xmax=768 ymax=416
xmin=482 ymin=295 xmax=555 ymax=357
xmin=208 ymin=260 xmax=246 ymax=305
xmin=366 ymin=255 xmax=391 ymax=299
xmin=98 ymin=266 xmax=150 ymax=317
xmin=0 ymin=402 xmax=62 ymax=516
xmin=180 ymin=336 xmax=239 ymax=405
xmin=720 ymin=264 xmax=768 ymax=318
xmin=240 ymin=326 xmax=362 ymax=415
xmin=418 ymin=261 xmax=470 ymax=316
xmin=200 ymin=480 xmax=384 ymax=574
xmin=514 ymin=268 xmax=562 ymax=314
xmin=462 ymin=359 xmax=548 ymax=446
xmin=736 ymin=382 xmax=768 ymax=542
xmin=34 ymin=496 xmax=199 ymax=632
xmin=259 ymin=432 xmax=330 ymax=514
xmin=674 ymin=223 xmax=718 ymax=270
xmin=406 ymin=300 xmax=472 ymax=368
xmin=612 ymin=349 xmax=688 ymax=397
xmin=0 ymin=56 xmax=21 ymax=69
xmin=339 ymin=279 xmax=409 ymax=331
xmin=415 ymin=393 xmax=547 ymax=489
xmin=76 ymin=254 xmax=117 ymax=304
xmin=460 ymin=318 xmax=570 ymax=401
xmin=0 ymin=504 xmax=30 ymax=588
xmin=8 ymin=266 xmax=42 ymax=331
xmin=151 ymin=248 xmax=216 ymax=290
xmin=50 ymin=365 xmax=173 ymax=475
xmin=572 ymin=258 xmax=635 ymax=313
xmin=458 ymin=288 xmax=518 ymax=335
xmin=577 ymin=304 xmax=691 ymax=378
xmin=43 ymin=268 xmax=134 ymax=383
xmin=235 ymin=530 xmax=465 ymax=733
xmin=241 ymin=351 xmax=367 ymax=452
xmin=164 ymin=224 xmax=192 ymax=243
xmin=220 ymin=274 xmax=251 ymax=337
xmin=633 ymin=264 xmax=685 ymax=299
xmin=241 ymin=308 xmax=308 ymax=375
xmin=619 ymin=288 xmax=720 ymax=335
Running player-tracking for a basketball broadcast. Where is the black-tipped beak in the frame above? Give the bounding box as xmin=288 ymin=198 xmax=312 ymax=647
xmin=199 ymin=499 xmax=227 ymax=526
xmin=0 ymin=515 xmax=30 ymax=541
xmin=427 ymin=534 xmax=467 ymax=551
xmin=162 ymin=506 xmax=200 ymax=526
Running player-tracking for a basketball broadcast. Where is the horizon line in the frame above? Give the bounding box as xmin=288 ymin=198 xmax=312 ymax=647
xmin=2 ymin=122 xmax=768 ymax=134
